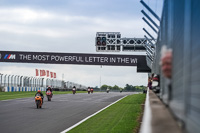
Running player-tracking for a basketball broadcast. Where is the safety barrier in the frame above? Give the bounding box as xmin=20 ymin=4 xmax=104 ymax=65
xmin=0 ymin=74 xmax=87 ymax=90
xmin=4 ymin=86 xmax=46 ymax=92
xmin=144 ymin=0 xmax=200 ymax=133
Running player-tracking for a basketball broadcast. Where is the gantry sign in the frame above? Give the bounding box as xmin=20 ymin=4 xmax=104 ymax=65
xmin=0 ymin=50 xmax=150 ymax=72
xmin=95 ymin=32 xmax=153 ymax=72
xmin=95 ymin=32 xmax=153 ymax=52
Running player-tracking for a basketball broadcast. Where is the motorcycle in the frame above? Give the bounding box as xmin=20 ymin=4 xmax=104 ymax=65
xmin=88 ymin=89 xmax=90 ymax=94
xmin=46 ymin=90 xmax=52 ymax=101
xmin=72 ymin=89 xmax=76 ymax=94
xmin=91 ymin=89 xmax=93 ymax=94
xmin=106 ymin=89 xmax=110 ymax=93
xmin=35 ymin=94 xmax=43 ymax=109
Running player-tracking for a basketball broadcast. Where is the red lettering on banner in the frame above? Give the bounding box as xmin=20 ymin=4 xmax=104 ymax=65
xmin=46 ymin=70 xmax=49 ymax=77
xmin=36 ymin=69 xmax=39 ymax=76
xmin=50 ymin=72 xmax=53 ymax=78
xmin=36 ymin=69 xmax=56 ymax=78
xmin=40 ymin=70 xmax=42 ymax=76
xmin=43 ymin=70 xmax=46 ymax=76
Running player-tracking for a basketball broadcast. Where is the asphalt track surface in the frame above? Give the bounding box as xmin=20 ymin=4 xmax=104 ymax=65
xmin=0 ymin=92 xmax=137 ymax=133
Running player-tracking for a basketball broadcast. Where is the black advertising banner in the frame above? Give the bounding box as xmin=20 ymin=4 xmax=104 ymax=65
xmin=0 ymin=50 xmax=148 ymax=66
xmin=137 ymin=57 xmax=151 ymax=73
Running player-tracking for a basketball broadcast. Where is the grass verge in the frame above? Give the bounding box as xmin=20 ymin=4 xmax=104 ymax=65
xmin=68 ymin=94 xmax=146 ymax=133
xmin=0 ymin=91 xmax=87 ymax=101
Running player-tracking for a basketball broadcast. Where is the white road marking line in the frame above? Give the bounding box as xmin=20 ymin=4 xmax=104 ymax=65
xmin=60 ymin=95 xmax=128 ymax=133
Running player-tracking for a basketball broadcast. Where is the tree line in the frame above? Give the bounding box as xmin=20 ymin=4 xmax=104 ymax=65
xmin=99 ymin=84 xmax=146 ymax=92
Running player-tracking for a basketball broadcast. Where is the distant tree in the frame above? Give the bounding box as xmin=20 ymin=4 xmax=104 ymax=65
xmin=124 ymin=84 xmax=131 ymax=91
xmin=101 ymin=85 xmax=108 ymax=90
xmin=113 ymin=85 xmax=120 ymax=90
xmin=100 ymin=84 xmax=123 ymax=91
xmin=134 ymin=86 xmax=144 ymax=92
xmin=108 ymin=86 xmax=112 ymax=90
xmin=123 ymin=84 xmax=144 ymax=92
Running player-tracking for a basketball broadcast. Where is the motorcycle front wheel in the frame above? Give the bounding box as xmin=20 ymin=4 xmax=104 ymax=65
xmin=36 ymin=100 xmax=40 ymax=109
xmin=47 ymin=96 xmax=51 ymax=101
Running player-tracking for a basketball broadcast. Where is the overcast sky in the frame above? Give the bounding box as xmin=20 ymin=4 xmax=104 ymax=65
xmin=0 ymin=0 xmax=163 ymax=88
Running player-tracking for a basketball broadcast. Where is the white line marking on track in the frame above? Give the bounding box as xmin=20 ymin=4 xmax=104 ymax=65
xmin=60 ymin=95 xmax=128 ymax=133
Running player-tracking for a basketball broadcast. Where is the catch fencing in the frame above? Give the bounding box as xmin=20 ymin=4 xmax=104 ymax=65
xmin=151 ymin=0 xmax=200 ymax=132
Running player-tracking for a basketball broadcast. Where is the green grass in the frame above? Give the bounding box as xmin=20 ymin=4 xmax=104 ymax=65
xmin=68 ymin=94 xmax=146 ymax=133
xmin=0 ymin=91 xmax=87 ymax=100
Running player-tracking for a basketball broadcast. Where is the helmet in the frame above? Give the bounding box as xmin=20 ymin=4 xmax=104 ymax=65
xmin=37 ymin=90 xmax=41 ymax=93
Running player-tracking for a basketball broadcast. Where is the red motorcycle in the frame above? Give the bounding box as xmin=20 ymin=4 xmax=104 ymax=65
xmin=91 ymin=89 xmax=93 ymax=94
xmin=46 ymin=90 xmax=52 ymax=101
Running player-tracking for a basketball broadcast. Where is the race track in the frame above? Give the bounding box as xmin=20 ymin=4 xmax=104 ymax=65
xmin=0 ymin=92 xmax=137 ymax=133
